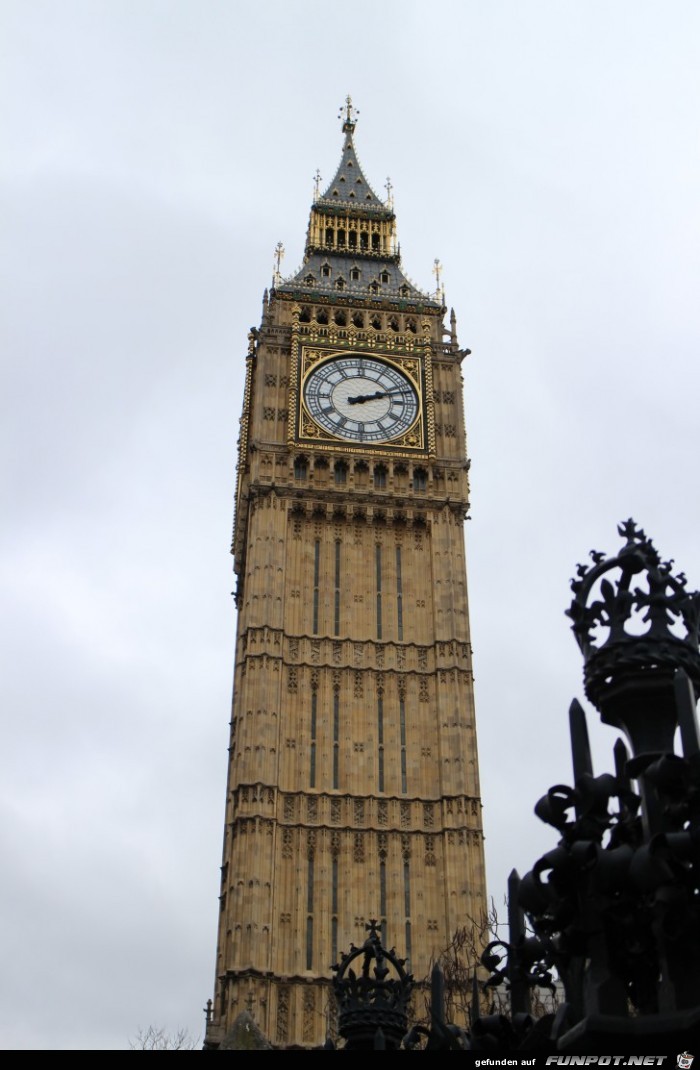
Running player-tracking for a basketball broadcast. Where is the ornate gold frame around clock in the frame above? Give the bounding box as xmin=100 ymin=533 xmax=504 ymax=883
xmin=289 ymin=325 xmax=436 ymax=458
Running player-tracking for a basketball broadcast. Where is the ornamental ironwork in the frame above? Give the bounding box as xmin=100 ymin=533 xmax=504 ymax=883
xmin=331 ymin=920 xmax=414 ymax=1050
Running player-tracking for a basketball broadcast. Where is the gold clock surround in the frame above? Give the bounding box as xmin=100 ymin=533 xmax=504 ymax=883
xmin=291 ymin=337 xmax=435 ymax=456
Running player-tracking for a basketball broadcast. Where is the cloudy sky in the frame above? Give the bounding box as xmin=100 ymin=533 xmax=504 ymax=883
xmin=3 ymin=0 xmax=700 ymax=1050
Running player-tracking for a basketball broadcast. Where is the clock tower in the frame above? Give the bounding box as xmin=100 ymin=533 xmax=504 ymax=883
xmin=205 ymin=101 xmax=486 ymax=1049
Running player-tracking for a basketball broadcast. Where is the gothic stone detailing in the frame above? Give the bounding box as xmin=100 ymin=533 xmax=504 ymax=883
xmin=229 ymin=651 xmax=479 ymax=800
xmin=256 ymin=792 xmax=483 ymax=832
xmin=240 ymin=625 xmax=473 ymax=675
xmin=217 ymin=824 xmax=484 ymax=980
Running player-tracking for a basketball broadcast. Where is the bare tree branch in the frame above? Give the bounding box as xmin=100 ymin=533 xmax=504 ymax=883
xmin=129 ymin=1026 xmax=199 ymax=1050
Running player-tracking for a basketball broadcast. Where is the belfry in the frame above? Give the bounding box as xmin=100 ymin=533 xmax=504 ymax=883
xmin=205 ymin=100 xmax=487 ymax=1049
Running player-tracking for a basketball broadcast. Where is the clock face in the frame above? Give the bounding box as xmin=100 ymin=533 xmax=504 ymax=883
xmin=303 ymin=355 xmax=419 ymax=443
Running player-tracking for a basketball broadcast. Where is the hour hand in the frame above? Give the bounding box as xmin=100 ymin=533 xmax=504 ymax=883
xmin=348 ymin=389 xmax=411 ymax=405
xmin=347 ymin=390 xmax=384 ymax=405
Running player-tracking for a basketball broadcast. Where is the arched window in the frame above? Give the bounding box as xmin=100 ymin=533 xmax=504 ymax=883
xmin=374 ymin=465 xmax=387 ymax=489
xmin=354 ymin=460 xmax=368 ymax=488
xmin=294 ymin=457 xmax=308 ymax=481
xmin=413 ymin=468 xmax=427 ymax=492
xmin=334 ymin=461 xmax=348 ymax=485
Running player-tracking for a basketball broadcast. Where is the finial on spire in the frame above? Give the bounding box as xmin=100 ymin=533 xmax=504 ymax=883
xmin=272 ymin=241 xmax=285 ymax=288
xmin=385 ymin=176 xmax=394 ymax=209
xmin=313 ymin=169 xmax=322 ymax=199
xmin=338 ymin=94 xmax=359 ymax=133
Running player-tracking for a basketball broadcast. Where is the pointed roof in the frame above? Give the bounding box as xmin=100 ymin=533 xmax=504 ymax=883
xmin=317 ymin=97 xmax=386 ymax=212
xmin=275 ymin=98 xmax=441 ymax=310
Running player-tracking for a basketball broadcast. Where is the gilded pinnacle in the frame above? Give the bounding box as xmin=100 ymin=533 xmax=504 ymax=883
xmin=272 ymin=241 xmax=285 ymax=287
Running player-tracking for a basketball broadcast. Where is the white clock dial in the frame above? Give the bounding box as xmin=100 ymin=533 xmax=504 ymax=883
xmin=304 ymin=355 xmax=419 ymax=443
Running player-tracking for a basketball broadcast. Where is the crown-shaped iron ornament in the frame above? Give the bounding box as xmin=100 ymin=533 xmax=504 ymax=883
xmin=331 ymin=920 xmax=414 ymax=1050
xmin=567 ymin=519 xmax=700 ymax=714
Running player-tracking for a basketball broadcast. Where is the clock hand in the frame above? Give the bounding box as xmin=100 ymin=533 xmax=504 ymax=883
xmin=347 ymin=389 xmax=412 ymax=405
xmin=347 ymin=391 xmax=383 ymax=405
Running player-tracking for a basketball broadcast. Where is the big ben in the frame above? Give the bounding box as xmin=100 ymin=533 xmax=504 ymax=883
xmin=205 ymin=100 xmax=486 ymax=1049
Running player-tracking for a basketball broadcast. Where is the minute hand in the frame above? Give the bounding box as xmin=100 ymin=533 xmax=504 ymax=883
xmin=347 ymin=389 xmax=412 ymax=405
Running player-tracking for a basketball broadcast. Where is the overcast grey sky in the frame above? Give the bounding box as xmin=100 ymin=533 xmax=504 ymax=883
xmin=2 ymin=0 xmax=700 ymax=1050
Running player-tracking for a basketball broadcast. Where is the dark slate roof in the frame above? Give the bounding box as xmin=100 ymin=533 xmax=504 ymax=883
xmin=316 ymin=129 xmax=386 ymax=212
xmin=278 ymin=252 xmax=440 ymax=307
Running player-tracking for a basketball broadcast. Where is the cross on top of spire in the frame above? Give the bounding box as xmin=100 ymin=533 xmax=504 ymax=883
xmin=339 ymin=94 xmax=359 ymax=134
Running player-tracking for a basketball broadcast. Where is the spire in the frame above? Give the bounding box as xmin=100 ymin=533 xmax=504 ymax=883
xmin=275 ymin=101 xmax=442 ymax=309
xmin=316 ymin=95 xmax=386 ymax=211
